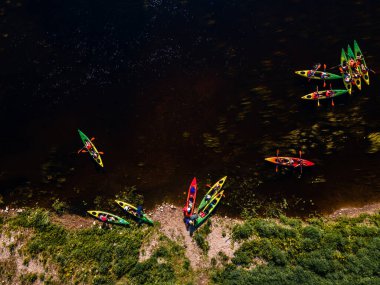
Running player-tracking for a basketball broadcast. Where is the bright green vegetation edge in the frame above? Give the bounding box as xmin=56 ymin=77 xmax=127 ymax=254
xmin=1 ymin=208 xmax=379 ymax=285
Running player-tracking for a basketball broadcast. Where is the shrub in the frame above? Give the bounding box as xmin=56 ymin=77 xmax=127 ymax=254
xmin=302 ymin=226 xmax=322 ymax=242
xmin=232 ymin=222 xmax=254 ymax=241
xmin=194 ymin=232 xmax=210 ymax=254
xmin=52 ymin=199 xmax=68 ymax=216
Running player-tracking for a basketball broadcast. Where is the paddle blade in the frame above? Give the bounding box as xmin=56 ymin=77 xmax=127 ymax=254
xmin=317 ymin=99 xmax=320 ymax=107
xmin=91 ymin=137 xmax=95 ymax=141
xmin=276 ymin=165 xmax=278 ymax=173
xmin=81 ymin=150 xmax=87 ymax=153
xmin=331 ymin=98 xmax=335 ymax=107
xmin=98 ymin=151 xmax=104 ymax=155
xmin=299 ymin=150 xmax=302 ymax=158
xmin=276 ymin=149 xmax=279 ymax=157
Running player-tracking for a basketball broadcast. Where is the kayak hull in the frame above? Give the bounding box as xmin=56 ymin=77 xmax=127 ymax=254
xmin=195 ymin=191 xmax=224 ymax=228
xmin=115 ymin=200 xmax=153 ymax=225
xmin=340 ymin=49 xmax=352 ymax=94
xmin=295 ymin=70 xmax=342 ymax=80
xmin=347 ymin=45 xmax=362 ymax=90
xmin=265 ymin=157 xmax=315 ymax=167
xmin=87 ymin=210 xmax=129 ymax=226
xmin=78 ymin=129 xmax=104 ymax=167
xmin=354 ymin=40 xmax=370 ymax=85
xmin=198 ymin=176 xmax=227 ymax=211
xmin=184 ymin=177 xmax=197 ymax=218
xmin=301 ymin=89 xmax=348 ymax=100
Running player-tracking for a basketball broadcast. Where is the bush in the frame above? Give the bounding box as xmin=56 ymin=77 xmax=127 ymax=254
xmin=232 ymin=222 xmax=254 ymax=241
xmin=194 ymin=232 xmax=210 ymax=254
xmin=52 ymin=199 xmax=68 ymax=216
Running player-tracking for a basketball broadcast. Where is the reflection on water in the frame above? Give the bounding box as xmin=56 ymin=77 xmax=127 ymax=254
xmin=1 ymin=0 xmax=380 ymax=216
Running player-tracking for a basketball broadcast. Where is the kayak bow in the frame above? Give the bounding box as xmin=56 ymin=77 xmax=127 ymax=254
xmin=194 ymin=190 xmax=224 ymax=228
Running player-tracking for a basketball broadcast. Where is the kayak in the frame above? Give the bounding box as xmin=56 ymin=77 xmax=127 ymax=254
xmin=87 ymin=210 xmax=129 ymax=226
xmin=78 ymin=129 xmax=104 ymax=167
xmin=301 ymin=89 xmax=348 ymax=100
xmin=265 ymin=157 xmax=315 ymax=167
xmin=294 ymin=70 xmax=342 ymax=80
xmin=183 ymin=177 xmax=197 ymax=217
xmin=194 ymin=190 xmax=224 ymax=228
xmin=354 ymin=40 xmax=370 ymax=85
xmin=340 ymin=49 xmax=352 ymax=94
xmin=115 ymin=200 xmax=153 ymax=225
xmin=347 ymin=44 xmax=362 ymax=90
xmin=197 ymin=176 xmax=227 ymax=211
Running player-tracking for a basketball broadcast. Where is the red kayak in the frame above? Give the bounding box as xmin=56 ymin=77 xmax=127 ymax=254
xmin=265 ymin=157 xmax=315 ymax=167
xmin=183 ymin=177 xmax=197 ymax=217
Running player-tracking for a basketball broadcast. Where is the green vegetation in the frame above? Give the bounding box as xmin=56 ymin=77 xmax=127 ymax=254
xmin=1 ymin=208 xmax=193 ymax=285
xmin=194 ymin=219 xmax=212 ymax=254
xmin=214 ymin=213 xmax=380 ymax=285
xmin=1 ymin=208 xmax=380 ymax=284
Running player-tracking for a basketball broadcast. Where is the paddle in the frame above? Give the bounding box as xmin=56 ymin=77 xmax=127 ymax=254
xmin=330 ymin=83 xmax=335 ymax=107
xmin=308 ymin=63 xmax=321 ymax=82
xmin=276 ymin=149 xmax=279 ymax=172
xmin=316 ymin=85 xmax=320 ymax=107
xmin=299 ymin=150 xmax=303 ymax=175
xmin=77 ymin=137 xmax=96 ymax=154
xmin=323 ymin=64 xmax=327 ymax=88
xmin=329 ymin=64 xmax=341 ymax=70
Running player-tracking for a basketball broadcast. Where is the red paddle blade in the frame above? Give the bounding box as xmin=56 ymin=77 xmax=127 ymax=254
xmin=276 ymin=165 xmax=278 ymax=172
xmin=323 ymin=64 xmax=326 ymax=71
xmin=331 ymin=98 xmax=335 ymax=107
xmin=81 ymin=150 xmax=87 ymax=153
xmin=91 ymin=137 xmax=95 ymax=141
xmin=323 ymin=81 xmax=326 ymax=88
xmin=98 ymin=151 xmax=104 ymax=155
xmin=276 ymin=149 xmax=279 ymax=157
xmin=299 ymin=150 xmax=302 ymax=158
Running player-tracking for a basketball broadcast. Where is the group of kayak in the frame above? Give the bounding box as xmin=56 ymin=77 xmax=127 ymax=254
xmin=182 ymin=176 xmax=227 ymax=231
xmin=78 ymin=128 xmax=315 ymax=229
xmin=295 ymin=40 xmax=373 ymax=106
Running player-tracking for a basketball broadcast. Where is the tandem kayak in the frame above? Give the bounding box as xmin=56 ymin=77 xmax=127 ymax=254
xmin=347 ymin=44 xmax=362 ymax=90
xmin=115 ymin=200 xmax=153 ymax=225
xmin=78 ymin=129 xmax=104 ymax=167
xmin=183 ymin=177 xmax=197 ymax=218
xmin=197 ymin=176 xmax=227 ymax=211
xmin=87 ymin=210 xmax=129 ymax=226
xmin=354 ymin=40 xmax=370 ymax=85
xmin=295 ymin=70 xmax=342 ymax=80
xmin=340 ymin=49 xmax=352 ymax=94
xmin=265 ymin=157 xmax=315 ymax=167
xmin=194 ymin=190 xmax=224 ymax=228
xmin=301 ymin=89 xmax=348 ymax=100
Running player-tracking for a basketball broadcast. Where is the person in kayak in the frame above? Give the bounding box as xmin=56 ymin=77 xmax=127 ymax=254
xmin=99 ymin=214 xmax=108 ymax=222
xmin=325 ymin=90 xmax=335 ymax=98
xmin=311 ymin=91 xmax=320 ymax=100
xmin=320 ymin=72 xmax=329 ymax=79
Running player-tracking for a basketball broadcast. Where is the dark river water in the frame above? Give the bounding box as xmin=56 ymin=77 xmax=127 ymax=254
xmin=1 ymin=0 xmax=380 ymax=216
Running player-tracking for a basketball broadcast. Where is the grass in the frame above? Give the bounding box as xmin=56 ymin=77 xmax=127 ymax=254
xmin=1 ymin=208 xmax=380 ymax=284
xmin=214 ymin=213 xmax=380 ymax=285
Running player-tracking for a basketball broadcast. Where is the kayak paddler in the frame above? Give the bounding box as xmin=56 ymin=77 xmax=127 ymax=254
xmin=136 ymin=205 xmax=143 ymax=218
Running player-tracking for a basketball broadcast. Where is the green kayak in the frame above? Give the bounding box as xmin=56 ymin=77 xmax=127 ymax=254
xmin=197 ymin=176 xmax=227 ymax=211
xmin=115 ymin=200 xmax=153 ymax=225
xmin=347 ymin=44 xmax=362 ymax=90
xmin=354 ymin=40 xmax=370 ymax=85
xmin=194 ymin=190 xmax=224 ymax=228
xmin=87 ymin=210 xmax=129 ymax=226
xmin=78 ymin=129 xmax=104 ymax=167
xmin=294 ymin=70 xmax=342 ymax=80
xmin=301 ymin=89 xmax=348 ymax=100
xmin=340 ymin=49 xmax=352 ymax=94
